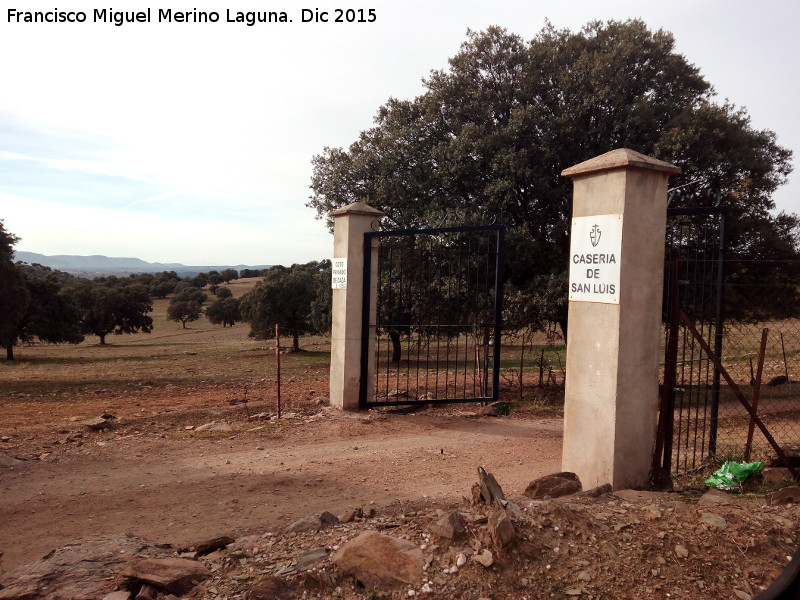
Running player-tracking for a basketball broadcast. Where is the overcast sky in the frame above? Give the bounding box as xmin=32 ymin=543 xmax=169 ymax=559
xmin=2 ymin=0 xmax=798 ymax=266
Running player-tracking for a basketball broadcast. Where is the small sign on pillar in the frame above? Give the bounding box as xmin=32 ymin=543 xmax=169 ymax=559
xmin=331 ymin=258 xmax=348 ymax=289
xmin=568 ymin=214 xmax=622 ymax=304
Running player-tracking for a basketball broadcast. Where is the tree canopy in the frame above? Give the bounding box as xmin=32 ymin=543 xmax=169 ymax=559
xmin=308 ymin=20 xmax=796 ymax=332
xmin=206 ymin=297 xmax=242 ymax=328
xmin=13 ymin=276 xmax=84 ymax=348
xmin=0 ymin=228 xmax=85 ymax=359
xmin=0 ymin=221 xmax=31 ymax=359
xmin=239 ymin=262 xmax=330 ymax=350
xmin=66 ymin=280 xmax=153 ymax=344
xmin=167 ymin=299 xmax=203 ymax=328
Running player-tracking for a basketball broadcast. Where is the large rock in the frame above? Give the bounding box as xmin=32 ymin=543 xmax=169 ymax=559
xmin=0 ymin=534 xmax=165 ymax=600
xmin=332 ymin=531 xmax=423 ymax=589
xmin=121 ymin=557 xmax=210 ymax=595
xmin=762 ymin=467 xmax=794 ymax=484
xmin=524 ymin=472 xmax=582 ymax=499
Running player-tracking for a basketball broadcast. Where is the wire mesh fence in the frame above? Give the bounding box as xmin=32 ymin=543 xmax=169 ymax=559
xmin=664 ymin=255 xmax=800 ymax=475
xmin=708 ymin=323 xmax=800 ymax=464
xmin=496 ymin=329 xmax=566 ymax=405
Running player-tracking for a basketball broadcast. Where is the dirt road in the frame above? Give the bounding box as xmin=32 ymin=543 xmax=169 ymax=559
xmin=0 ymin=410 xmax=562 ymax=570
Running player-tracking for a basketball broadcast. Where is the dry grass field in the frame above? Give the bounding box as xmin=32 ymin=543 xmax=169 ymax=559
xmin=0 ymin=277 xmax=565 ymax=572
xmin=1 ymin=278 xmax=328 ymax=423
xmin=2 ymin=279 xmax=800 ymax=600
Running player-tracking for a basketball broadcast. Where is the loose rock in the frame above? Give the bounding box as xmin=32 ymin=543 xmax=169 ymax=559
xmin=122 ymin=557 xmax=210 ymax=595
xmin=698 ymin=488 xmax=734 ymax=506
xmin=476 ymin=466 xmax=507 ymax=509
xmin=194 ymin=421 xmax=233 ymax=432
xmin=246 ymin=575 xmax=298 ymax=600
xmin=134 ymin=584 xmax=157 ymax=600
xmin=0 ymin=534 xmax=167 ymax=600
xmin=332 ymin=531 xmax=423 ymax=589
xmin=296 ymin=547 xmax=328 ymax=572
xmin=488 ymin=510 xmax=516 ymax=548
xmin=763 ymin=467 xmax=794 ymax=484
xmin=700 ymin=512 xmax=729 ymax=530
xmin=472 ymin=549 xmax=494 ymax=568
xmin=84 ymin=416 xmax=115 ymax=431
xmin=193 ymin=536 xmax=235 ymax=556
xmin=285 ymin=511 xmax=339 ymax=534
xmin=428 ymin=511 xmax=466 ymax=542
xmin=103 ymin=593 xmax=132 ymax=600
xmin=576 ymin=483 xmax=612 ymax=498
xmin=768 ymin=486 xmax=800 ymax=505
xmin=524 ymin=472 xmax=582 ymax=499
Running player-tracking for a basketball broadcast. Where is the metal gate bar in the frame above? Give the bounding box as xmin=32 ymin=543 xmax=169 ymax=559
xmin=660 ymin=207 xmax=727 ymax=477
xmin=359 ymin=225 xmax=504 ymax=408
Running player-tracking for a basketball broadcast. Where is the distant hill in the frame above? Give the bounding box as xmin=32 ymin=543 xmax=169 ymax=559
xmin=13 ymin=251 xmax=272 ymax=278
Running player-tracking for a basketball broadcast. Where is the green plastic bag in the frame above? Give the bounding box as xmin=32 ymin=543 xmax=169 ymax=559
xmin=705 ymin=461 xmax=764 ymax=491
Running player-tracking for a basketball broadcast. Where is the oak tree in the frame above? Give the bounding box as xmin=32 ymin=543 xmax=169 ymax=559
xmin=0 ymin=221 xmax=30 ymax=360
xmin=167 ymin=299 xmax=203 ymax=328
xmin=206 ymin=297 xmax=242 ymax=327
xmin=240 ymin=262 xmax=326 ymax=351
xmin=67 ymin=280 xmax=153 ymax=344
xmin=308 ymin=20 xmax=795 ymax=333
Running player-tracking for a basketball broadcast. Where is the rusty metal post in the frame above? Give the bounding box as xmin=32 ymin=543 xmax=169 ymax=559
xmin=744 ymin=328 xmax=769 ymax=461
xmin=275 ymin=323 xmax=281 ymax=420
xmin=651 ymin=259 xmax=681 ymax=488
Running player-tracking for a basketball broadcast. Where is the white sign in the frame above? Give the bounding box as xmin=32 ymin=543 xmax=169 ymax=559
xmin=331 ymin=258 xmax=348 ymax=289
xmin=568 ymin=214 xmax=623 ymax=304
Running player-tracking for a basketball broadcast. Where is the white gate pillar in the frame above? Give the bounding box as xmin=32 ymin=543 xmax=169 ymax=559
xmin=561 ymin=149 xmax=680 ymax=490
xmin=329 ymin=201 xmax=384 ymax=411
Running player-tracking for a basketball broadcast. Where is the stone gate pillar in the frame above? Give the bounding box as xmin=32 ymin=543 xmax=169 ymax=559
xmin=329 ymin=201 xmax=384 ymax=411
xmin=561 ymin=149 xmax=680 ymax=490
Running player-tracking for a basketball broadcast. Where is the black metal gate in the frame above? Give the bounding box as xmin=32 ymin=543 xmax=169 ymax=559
xmin=654 ymin=207 xmax=727 ymax=481
xmin=359 ymin=225 xmax=504 ymax=408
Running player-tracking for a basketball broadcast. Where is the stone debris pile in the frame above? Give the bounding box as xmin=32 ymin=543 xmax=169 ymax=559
xmin=0 ymin=468 xmax=798 ymax=600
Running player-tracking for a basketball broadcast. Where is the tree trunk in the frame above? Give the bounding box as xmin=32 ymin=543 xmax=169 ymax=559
xmin=99 ymin=334 xmax=106 ymax=345
xmin=182 ymin=321 xmax=187 ymax=329
xmin=390 ymin=329 xmax=402 ymax=363
xmin=558 ymin=317 xmax=568 ymax=342
xmin=6 ymin=344 xmax=14 ymax=361
xmin=292 ymin=333 xmax=300 ymax=352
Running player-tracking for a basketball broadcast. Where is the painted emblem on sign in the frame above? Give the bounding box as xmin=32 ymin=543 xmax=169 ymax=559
xmin=589 ymin=224 xmax=601 ymax=247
